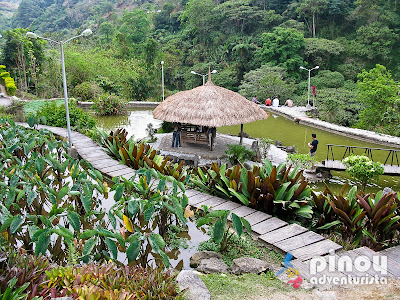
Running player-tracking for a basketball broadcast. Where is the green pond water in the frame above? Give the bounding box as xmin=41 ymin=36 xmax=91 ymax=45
xmin=93 ymin=110 xmax=400 ymax=194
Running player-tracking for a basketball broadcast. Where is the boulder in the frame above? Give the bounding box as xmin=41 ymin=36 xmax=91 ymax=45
xmin=197 ymin=258 xmax=229 ymax=274
xmin=190 ymin=251 xmax=222 ymax=268
xmin=230 ymin=257 xmax=269 ymax=275
xmin=176 ymin=270 xmax=211 ymax=300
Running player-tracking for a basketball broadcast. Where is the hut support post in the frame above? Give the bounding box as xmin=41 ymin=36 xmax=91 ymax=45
xmin=240 ymin=124 xmax=243 ymax=144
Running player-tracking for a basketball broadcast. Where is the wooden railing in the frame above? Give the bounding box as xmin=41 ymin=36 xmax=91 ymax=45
xmin=326 ymin=144 xmax=400 ymax=166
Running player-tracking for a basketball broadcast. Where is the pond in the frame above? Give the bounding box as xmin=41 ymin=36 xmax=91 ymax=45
xmin=93 ymin=109 xmax=400 ymax=193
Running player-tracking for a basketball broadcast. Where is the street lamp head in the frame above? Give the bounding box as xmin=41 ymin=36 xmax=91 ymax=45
xmin=81 ymin=29 xmax=92 ymax=37
xmin=211 ymin=69 xmax=217 ymax=74
xmin=314 ymin=65 xmax=320 ymax=69
xmin=190 ymin=71 xmax=197 ymax=75
xmin=299 ymin=66 xmax=306 ymax=70
xmin=161 ymin=61 xmax=164 ymax=65
xmin=26 ymin=32 xmax=38 ymax=39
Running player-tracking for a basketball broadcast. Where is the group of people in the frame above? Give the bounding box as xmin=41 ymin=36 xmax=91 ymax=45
xmin=252 ymin=96 xmax=294 ymax=107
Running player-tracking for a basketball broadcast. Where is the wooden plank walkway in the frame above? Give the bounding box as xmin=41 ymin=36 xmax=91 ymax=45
xmin=321 ymin=160 xmax=400 ymax=176
xmin=20 ymin=123 xmax=400 ymax=287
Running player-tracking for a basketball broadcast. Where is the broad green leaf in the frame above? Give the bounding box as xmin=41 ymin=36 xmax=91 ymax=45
xmin=231 ymin=213 xmax=243 ymax=237
xmin=213 ymin=218 xmax=225 ymax=243
xmin=35 ymin=233 xmax=50 ymax=256
xmin=114 ymin=184 xmax=124 ymax=202
xmin=53 ymin=227 xmax=74 ymax=241
xmin=108 ymin=211 xmax=117 ymax=229
xmin=228 ymin=188 xmax=249 ymax=206
xmin=128 ymin=200 xmax=139 ymax=217
xmin=105 ymin=237 xmax=118 ymax=260
xmin=79 ymin=230 xmax=98 ymax=239
xmin=58 ymin=185 xmax=69 ymax=200
xmin=10 ymin=215 xmax=23 ymax=234
xmin=83 ymin=236 xmax=97 ymax=256
xmin=127 ymin=239 xmax=141 ymax=262
xmin=144 ymin=205 xmax=155 ymax=222
xmin=317 ymin=220 xmax=342 ymax=230
xmin=241 ymin=217 xmax=252 ymax=232
xmin=275 ymin=182 xmax=291 ymax=200
xmin=159 ymin=250 xmax=170 ymax=268
xmin=196 ymin=217 xmax=212 ymax=228
xmin=67 ymin=210 xmax=81 ymax=231
xmin=68 ymin=191 xmax=81 ymax=196
xmin=148 ymin=233 xmax=165 ymax=254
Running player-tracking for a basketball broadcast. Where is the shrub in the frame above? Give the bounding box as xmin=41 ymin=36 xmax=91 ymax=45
xmin=342 ymin=155 xmax=384 ymax=191
xmin=286 ymin=153 xmax=316 ymax=170
xmin=92 ymin=93 xmax=127 ymax=115
xmin=160 ymin=121 xmax=173 ymax=133
xmin=73 ymin=82 xmax=102 ymax=101
xmin=225 ymin=144 xmax=255 ymax=164
xmin=0 ymin=70 xmax=17 ymax=96
xmin=259 ymin=138 xmax=274 ymax=160
xmin=34 ymin=100 xmax=96 ymax=132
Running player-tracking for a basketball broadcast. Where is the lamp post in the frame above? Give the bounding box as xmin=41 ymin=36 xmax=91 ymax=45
xmin=190 ymin=69 xmax=217 ymax=85
xmin=26 ymin=29 xmax=93 ymax=150
xmin=161 ymin=61 xmax=164 ymax=101
xmin=300 ymin=65 xmax=319 ymax=107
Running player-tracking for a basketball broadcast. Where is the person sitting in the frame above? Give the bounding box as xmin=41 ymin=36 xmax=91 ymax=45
xmin=272 ymin=97 xmax=279 ymax=107
xmin=252 ymin=96 xmax=260 ymax=104
xmin=284 ymin=99 xmax=294 ymax=107
xmin=265 ymin=98 xmax=272 ymax=106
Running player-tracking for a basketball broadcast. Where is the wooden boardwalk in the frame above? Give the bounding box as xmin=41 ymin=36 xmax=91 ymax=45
xmin=21 ymin=123 xmax=400 ymax=287
xmin=320 ymin=159 xmax=400 ymax=176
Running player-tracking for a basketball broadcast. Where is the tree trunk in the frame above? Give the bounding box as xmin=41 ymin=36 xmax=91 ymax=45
xmin=312 ymin=12 xmax=316 ymax=38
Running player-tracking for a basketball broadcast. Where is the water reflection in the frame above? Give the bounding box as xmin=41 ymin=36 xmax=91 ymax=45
xmin=92 ymin=109 xmax=163 ymax=139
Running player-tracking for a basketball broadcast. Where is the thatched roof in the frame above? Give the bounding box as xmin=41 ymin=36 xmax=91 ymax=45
xmin=153 ymin=79 xmax=267 ymax=127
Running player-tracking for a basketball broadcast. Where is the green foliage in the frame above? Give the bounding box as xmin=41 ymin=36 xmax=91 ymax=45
xmin=258 ymin=138 xmax=274 ymax=160
xmin=286 ymin=153 xmax=316 ymax=170
xmin=304 ymin=38 xmax=344 ymax=70
xmin=45 ymin=262 xmax=184 ymax=299
xmin=225 ymin=144 xmax=255 ymax=165
xmin=257 ymin=27 xmax=305 ymax=77
xmin=191 ymin=159 xmax=313 ymax=222
xmin=0 ymin=67 xmax=17 ymax=96
xmin=92 ymin=93 xmax=128 ymax=116
xmin=98 ymin=128 xmax=189 ymax=183
xmin=239 ymin=64 xmax=296 ymax=100
xmin=357 ymin=64 xmax=400 ymax=135
xmin=342 ymin=155 xmax=384 ymax=192
xmin=196 ymin=209 xmax=251 ymax=253
xmin=313 ymin=185 xmax=400 ymax=250
xmin=315 ymin=87 xmax=361 ymax=127
xmin=33 ymin=100 xmax=96 ymax=132
xmin=73 ymin=82 xmax=102 ymax=101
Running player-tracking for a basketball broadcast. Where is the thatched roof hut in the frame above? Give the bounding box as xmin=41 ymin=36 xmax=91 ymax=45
xmin=153 ymin=78 xmax=267 ymax=127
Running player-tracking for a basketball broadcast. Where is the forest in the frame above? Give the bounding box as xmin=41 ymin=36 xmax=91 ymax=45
xmin=1 ymin=0 xmax=400 ymax=136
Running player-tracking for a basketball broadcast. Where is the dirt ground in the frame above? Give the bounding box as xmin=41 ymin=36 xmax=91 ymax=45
xmin=254 ymin=278 xmax=400 ymax=300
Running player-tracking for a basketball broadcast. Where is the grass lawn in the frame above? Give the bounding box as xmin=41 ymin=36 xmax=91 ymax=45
xmin=200 ymin=272 xmax=314 ymax=300
xmin=23 ymin=99 xmax=65 ymax=115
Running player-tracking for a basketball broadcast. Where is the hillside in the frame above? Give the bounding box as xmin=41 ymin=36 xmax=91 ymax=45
xmin=0 ymin=0 xmax=20 ymax=31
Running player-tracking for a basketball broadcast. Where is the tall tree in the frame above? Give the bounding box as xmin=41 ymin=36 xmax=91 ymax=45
xmin=296 ymin=0 xmax=328 ymax=37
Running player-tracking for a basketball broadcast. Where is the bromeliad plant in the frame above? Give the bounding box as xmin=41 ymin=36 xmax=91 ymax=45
xmin=191 ymin=159 xmax=313 ymax=222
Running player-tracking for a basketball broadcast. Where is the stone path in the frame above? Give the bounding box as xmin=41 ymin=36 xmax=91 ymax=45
xmin=16 ymin=122 xmax=400 ymax=290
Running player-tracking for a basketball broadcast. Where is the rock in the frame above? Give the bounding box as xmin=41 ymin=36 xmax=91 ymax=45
xmin=230 ymin=257 xmax=269 ymax=275
xmin=197 ymin=258 xmax=229 ymax=274
xmin=176 ymin=270 xmax=211 ymax=300
xmin=383 ymin=187 xmax=394 ymax=195
xmin=190 ymin=251 xmax=222 ymax=268
xmin=286 ymin=146 xmax=296 ymax=153
xmin=275 ymin=140 xmax=282 ymax=147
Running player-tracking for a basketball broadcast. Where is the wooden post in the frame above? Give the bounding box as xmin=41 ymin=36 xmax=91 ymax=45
xmin=240 ymin=124 xmax=243 ymax=144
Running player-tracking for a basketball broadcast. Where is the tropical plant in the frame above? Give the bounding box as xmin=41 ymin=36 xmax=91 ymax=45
xmin=342 ymin=155 xmax=384 ymax=191
xmin=286 ymin=153 xmax=317 ymax=170
xmin=32 ymin=100 xmax=96 ymax=133
xmin=98 ymin=128 xmax=189 ymax=182
xmin=92 ymin=93 xmax=128 ymax=115
xmin=196 ymin=209 xmax=251 ymax=253
xmin=73 ymin=81 xmax=102 ymax=101
xmin=225 ymin=144 xmax=255 ymax=165
xmin=191 ymin=159 xmax=313 ymax=222
xmin=314 ymin=184 xmax=400 ymax=250
xmin=145 ymin=123 xmax=157 ymax=142
xmin=258 ymin=138 xmax=274 ymax=160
